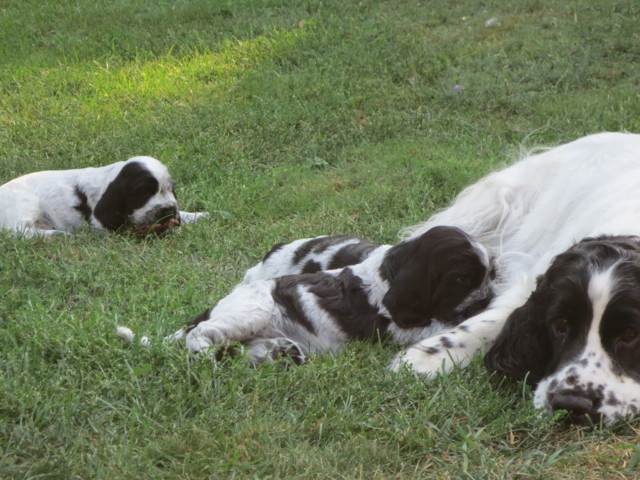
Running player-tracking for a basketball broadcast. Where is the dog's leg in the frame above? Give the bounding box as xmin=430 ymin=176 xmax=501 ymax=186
xmin=32 ymin=229 xmax=68 ymax=237
xmin=388 ymin=313 xmax=503 ymax=378
xmin=179 ymin=211 xmax=209 ymax=224
xmin=184 ymin=311 xmax=274 ymax=355
xmin=8 ymin=224 xmax=69 ymax=238
xmin=389 ymin=281 xmax=531 ymax=378
xmin=183 ymin=282 xmax=277 ymax=354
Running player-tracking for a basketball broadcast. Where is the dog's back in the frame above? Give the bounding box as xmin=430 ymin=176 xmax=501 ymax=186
xmin=0 ymin=169 xmax=91 ymax=235
xmin=243 ymin=235 xmax=379 ymax=283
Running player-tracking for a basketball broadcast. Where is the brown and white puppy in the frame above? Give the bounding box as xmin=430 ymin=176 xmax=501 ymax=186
xmin=142 ymin=226 xmax=494 ymax=365
xmin=0 ymin=156 xmax=207 ymax=237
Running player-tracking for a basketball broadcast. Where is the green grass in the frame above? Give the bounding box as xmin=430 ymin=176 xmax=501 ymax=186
xmin=1 ymin=0 xmax=640 ymax=478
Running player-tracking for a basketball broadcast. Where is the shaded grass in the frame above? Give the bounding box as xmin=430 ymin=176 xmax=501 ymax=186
xmin=2 ymin=0 xmax=640 ymax=478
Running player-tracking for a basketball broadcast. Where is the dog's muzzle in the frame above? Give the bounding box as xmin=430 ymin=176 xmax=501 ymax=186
xmin=132 ymin=206 xmax=181 ymax=236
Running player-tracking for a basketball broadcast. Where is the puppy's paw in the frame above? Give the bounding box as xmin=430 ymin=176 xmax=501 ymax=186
xmin=179 ymin=211 xmax=210 ymax=224
xmin=247 ymin=337 xmax=306 ymax=366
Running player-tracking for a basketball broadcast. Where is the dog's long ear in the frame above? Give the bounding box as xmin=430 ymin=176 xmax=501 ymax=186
xmin=94 ymin=162 xmax=158 ymax=230
xmin=381 ymin=275 xmax=435 ymax=328
xmin=484 ymin=295 xmax=551 ymax=385
xmin=380 ymin=237 xmax=437 ymax=328
xmin=123 ymin=163 xmax=159 ymax=212
xmin=379 ymin=236 xmax=417 ymax=280
xmin=94 ymin=172 xmax=127 ymax=230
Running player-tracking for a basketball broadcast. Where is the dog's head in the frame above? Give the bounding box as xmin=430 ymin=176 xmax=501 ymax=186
xmin=485 ymin=236 xmax=640 ymax=426
xmin=380 ymin=226 xmax=493 ymax=329
xmin=93 ymin=157 xmax=181 ymax=235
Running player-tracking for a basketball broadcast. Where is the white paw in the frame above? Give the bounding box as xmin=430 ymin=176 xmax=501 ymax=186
xmin=179 ymin=211 xmax=210 ymax=225
xmin=20 ymin=228 xmax=69 ymax=237
xmin=43 ymin=229 xmax=69 ymax=236
xmin=388 ymin=339 xmax=475 ymax=379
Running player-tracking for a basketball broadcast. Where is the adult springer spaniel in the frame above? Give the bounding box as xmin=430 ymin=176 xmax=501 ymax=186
xmin=485 ymin=235 xmax=640 ymax=426
xmin=389 ymin=132 xmax=640 ymax=425
xmin=0 ymin=156 xmax=208 ymax=237
xmin=119 ymin=226 xmax=493 ymax=364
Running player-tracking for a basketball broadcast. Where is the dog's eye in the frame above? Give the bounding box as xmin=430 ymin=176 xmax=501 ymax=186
xmin=618 ymin=328 xmax=640 ymax=345
xmin=551 ymin=318 xmax=569 ymax=337
xmin=455 ymin=276 xmax=473 ymax=288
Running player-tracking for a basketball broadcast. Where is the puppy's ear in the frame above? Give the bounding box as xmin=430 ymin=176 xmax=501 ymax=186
xmin=382 ymin=287 xmax=434 ymax=328
xmin=379 ymin=237 xmax=416 ymax=280
xmin=123 ymin=164 xmax=159 ymax=212
xmin=94 ymin=162 xmax=158 ymax=230
xmin=94 ymin=171 xmax=127 ymax=230
xmin=380 ymin=240 xmax=436 ymax=328
xmin=484 ymin=297 xmax=551 ymax=385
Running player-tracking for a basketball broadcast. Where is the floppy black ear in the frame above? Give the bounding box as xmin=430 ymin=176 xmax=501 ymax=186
xmin=94 ymin=173 xmax=127 ymax=230
xmin=380 ymin=239 xmax=436 ymax=328
xmin=381 ymin=280 xmax=434 ymax=328
xmin=484 ymin=297 xmax=551 ymax=385
xmin=379 ymin=237 xmax=416 ymax=280
xmin=122 ymin=164 xmax=159 ymax=212
xmin=94 ymin=162 xmax=158 ymax=230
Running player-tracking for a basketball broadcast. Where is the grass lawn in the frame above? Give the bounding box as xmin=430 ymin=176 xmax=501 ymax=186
xmin=2 ymin=0 xmax=640 ymax=478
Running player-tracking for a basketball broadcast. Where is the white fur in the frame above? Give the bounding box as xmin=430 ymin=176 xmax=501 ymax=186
xmin=116 ymin=326 xmax=150 ymax=347
xmin=0 ymin=156 xmax=207 ymax=237
xmin=390 ymin=132 xmax=640 ymax=377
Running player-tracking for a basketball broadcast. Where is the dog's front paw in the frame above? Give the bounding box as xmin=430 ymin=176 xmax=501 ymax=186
xmin=247 ymin=337 xmax=306 ymax=366
xmin=388 ymin=345 xmax=456 ymax=379
xmin=179 ymin=211 xmax=210 ymax=224
xmin=388 ymin=334 xmax=478 ymax=379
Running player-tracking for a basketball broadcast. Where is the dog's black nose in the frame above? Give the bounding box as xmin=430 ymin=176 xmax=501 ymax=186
xmin=551 ymin=393 xmax=602 ymax=426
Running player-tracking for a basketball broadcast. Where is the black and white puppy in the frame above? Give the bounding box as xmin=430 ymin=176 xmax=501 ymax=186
xmin=485 ymin=236 xmax=640 ymax=426
xmin=159 ymin=226 xmax=493 ymax=365
xmin=118 ymin=234 xmax=382 ymax=350
xmin=0 ymin=156 xmax=208 ymax=237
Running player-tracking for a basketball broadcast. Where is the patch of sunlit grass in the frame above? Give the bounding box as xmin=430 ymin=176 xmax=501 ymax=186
xmin=4 ymin=25 xmax=311 ymax=127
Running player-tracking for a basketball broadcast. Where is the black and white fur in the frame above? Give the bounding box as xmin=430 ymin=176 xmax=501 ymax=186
xmin=0 ymin=156 xmax=207 ymax=237
xmin=242 ymin=234 xmax=379 ymax=283
xmin=388 ymin=132 xmax=640 ymax=424
xmin=121 ymin=226 xmax=493 ymax=365
xmin=486 ymin=236 xmax=640 ymax=426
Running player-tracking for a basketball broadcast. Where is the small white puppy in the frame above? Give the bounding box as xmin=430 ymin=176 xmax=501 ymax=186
xmin=0 ymin=156 xmax=208 ymax=237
